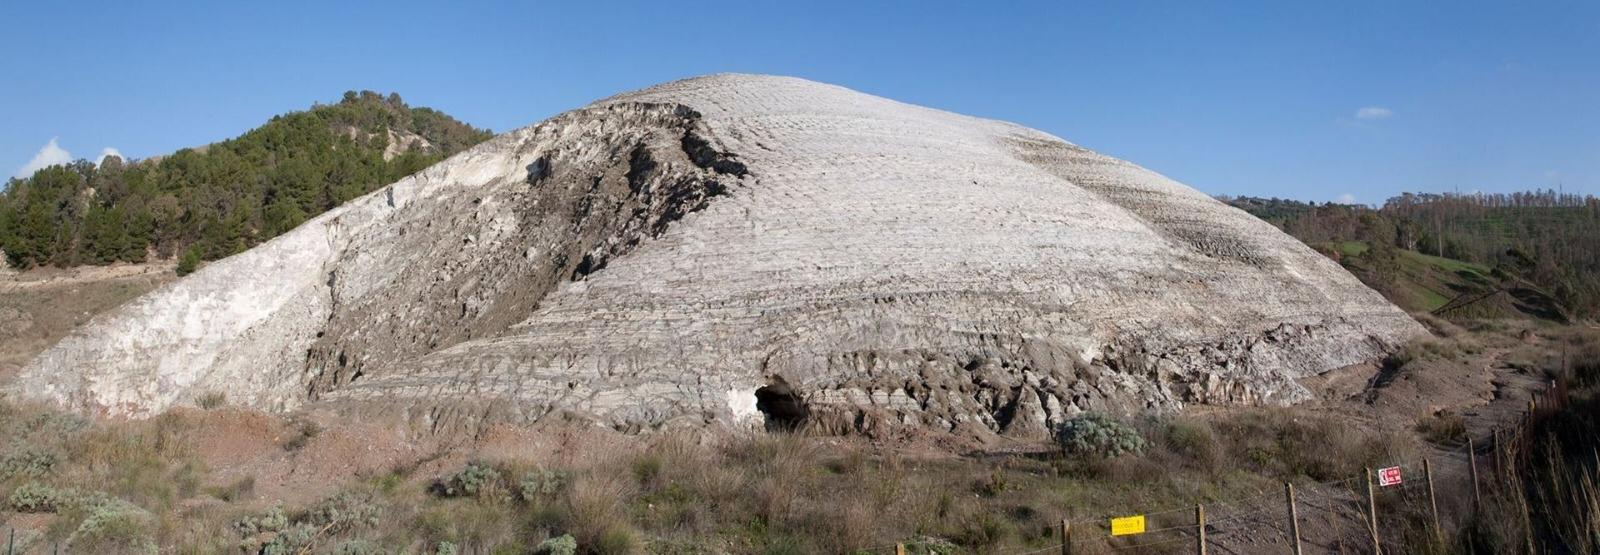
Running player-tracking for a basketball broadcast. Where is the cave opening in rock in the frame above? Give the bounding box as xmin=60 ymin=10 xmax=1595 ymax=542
xmin=754 ymin=379 xmax=809 ymax=432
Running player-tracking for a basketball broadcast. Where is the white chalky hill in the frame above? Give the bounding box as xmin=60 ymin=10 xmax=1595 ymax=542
xmin=11 ymin=75 xmax=1423 ymax=438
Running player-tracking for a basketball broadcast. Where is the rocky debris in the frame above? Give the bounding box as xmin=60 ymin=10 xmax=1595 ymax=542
xmin=10 ymin=74 xmax=1424 ymax=440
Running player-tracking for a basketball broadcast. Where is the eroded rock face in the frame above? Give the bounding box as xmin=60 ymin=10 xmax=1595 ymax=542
xmin=10 ymin=74 xmax=1424 ymax=438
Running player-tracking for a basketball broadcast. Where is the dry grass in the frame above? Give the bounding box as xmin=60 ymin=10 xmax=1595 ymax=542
xmin=0 ymin=388 xmax=1538 ymax=554
xmin=1416 ymin=411 xmax=1468 ymax=445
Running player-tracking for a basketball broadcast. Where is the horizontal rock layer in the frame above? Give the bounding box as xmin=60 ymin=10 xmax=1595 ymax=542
xmin=10 ymin=74 xmax=1423 ymax=438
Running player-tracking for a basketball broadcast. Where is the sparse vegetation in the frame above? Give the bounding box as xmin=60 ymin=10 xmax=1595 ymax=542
xmin=195 ymin=390 xmax=227 ymax=409
xmin=1416 ymin=411 xmax=1468 ymax=445
xmin=282 ymin=417 xmax=323 ymax=451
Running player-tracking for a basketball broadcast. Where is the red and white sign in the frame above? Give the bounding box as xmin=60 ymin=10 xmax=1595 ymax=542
xmin=1378 ymin=466 xmax=1403 ymax=487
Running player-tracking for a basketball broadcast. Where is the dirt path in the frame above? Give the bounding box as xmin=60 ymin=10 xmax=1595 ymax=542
xmin=1457 ymin=349 xmax=1548 ymax=439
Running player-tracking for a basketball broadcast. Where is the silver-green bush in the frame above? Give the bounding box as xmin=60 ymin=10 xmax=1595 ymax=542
xmin=1056 ymin=413 xmax=1146 ymax=458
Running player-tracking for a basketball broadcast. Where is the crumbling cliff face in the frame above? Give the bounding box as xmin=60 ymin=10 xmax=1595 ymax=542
xmin=10 ymin=75 xmax=1424 ymax=439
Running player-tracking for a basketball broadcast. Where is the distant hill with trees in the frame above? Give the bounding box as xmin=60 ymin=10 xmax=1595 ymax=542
xmin=1225 ymin=191 xmax=1600 ymax=320
xmin=0 ymin=91 xmax=492 ymax=274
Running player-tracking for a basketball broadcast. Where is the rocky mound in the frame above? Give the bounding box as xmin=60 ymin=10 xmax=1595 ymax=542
xmin=9 ymin=75 xmax=1423 ymax=438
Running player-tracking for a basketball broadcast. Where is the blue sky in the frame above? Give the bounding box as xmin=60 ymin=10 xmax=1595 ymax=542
xmin=2 ymin=1 xmax=1596 ymax=204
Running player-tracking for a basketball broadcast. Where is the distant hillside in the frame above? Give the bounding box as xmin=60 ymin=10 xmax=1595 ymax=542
xmin=0 ymin=91 xmax=492 ymax=272
xmin=1226 ymin=192 xmax=1599 ymax=320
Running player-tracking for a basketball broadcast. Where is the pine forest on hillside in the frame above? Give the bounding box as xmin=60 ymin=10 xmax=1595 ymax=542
xmin=0 ymin=91 xmax=492 ymax=274
xmin=1226 ymin=191 xmax=1600 ymax=320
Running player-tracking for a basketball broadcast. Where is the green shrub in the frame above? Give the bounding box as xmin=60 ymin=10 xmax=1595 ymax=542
xmin=535 ymin=534 xmax=578 ymax=555
xmin=8 ymin=482 xmax=70 ymax=512
xmin=254 ymin=524 xmax=315 ymax=555
xmin=335 ymin=539 xmax=384 ymax=555
xmin=632 ymin=454 xmax=664 ymax=485
xmin=176 ymin=245 xmax=202 ymax=276
xmin=232 ymin=506 xmax=289 ymax=535
xmin=0 ymin=446 xmax=58 ymax=479
xmin=1163 ymin=419 xmax=1222 ymax=472
xmin=902 ymin=535 xmax=961 ymax=555
xmin=435 ymin=541 xmax=461 ymax=555
xmin=520 ymin=467 xmax=569 ymax=501
xmin=295 ymin=489 xmax=384 ymax=534
xmin=68 ymin=500 xmax=157 ymax=554
xmin=595 ymin=527 xmax=638 ymax=555
xmin=436 ymin=461 xmax=502 ymax=498
xmin=1056 ymin=414 xmax=1146 ymax=458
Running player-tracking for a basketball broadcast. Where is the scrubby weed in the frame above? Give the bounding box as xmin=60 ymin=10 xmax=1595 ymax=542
xmin=64 ymin=499 xmax=159 ymax=554
xmin=1561 ymin=329 xmax=1600 ymax=386
xmin=204 ymin=475 xmax=256 ymax=502
xmin=1157 ymin=417 xmax=1223 ymax=474
xmin=282 ymin=417 xmax=323 ymax=451
xmin=567 ymin=470 xmax=638 ymax=553
xmin=1210 ymin=407 xmax=1418 ymax=481
xmin=195 ymin=390 xmax=228 ymax=409
xmin=1416 ymin=411 xmax=1468 ymax=445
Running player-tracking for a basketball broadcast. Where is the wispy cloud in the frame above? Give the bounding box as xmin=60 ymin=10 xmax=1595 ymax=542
xmin=97 ymin=147 xmax=123 ymax=165
xmin=14 ymin=138 xmax=73 ymax=178
xmin=1335 ymin=193 xmax=1357 ymax=204
xmin=1355 ymin=106 xmax=1393 ymax=120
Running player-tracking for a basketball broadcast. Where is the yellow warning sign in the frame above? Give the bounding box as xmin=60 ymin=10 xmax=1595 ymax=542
xmin=1110 ymin=515 xmax=1146 ymax=536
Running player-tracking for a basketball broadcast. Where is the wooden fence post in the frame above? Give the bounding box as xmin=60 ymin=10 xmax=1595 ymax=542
xmin=1469 ymin=437 xmax=1482 ymax=510
xmin=1366 ymin=467 xmax=1382 ymax=555
xmin=1285 ymin=483 xmax=1303 ymax=555
xmin=1425 ymin=458 xmax=1442 ymax=544
xmin=895 ymin=543 xmax=906 ymax=555
xmin=1196 ymin=504 xmax=1206 ymax=555
xmin=1060 ymin=519 xmax=1072 ymax=555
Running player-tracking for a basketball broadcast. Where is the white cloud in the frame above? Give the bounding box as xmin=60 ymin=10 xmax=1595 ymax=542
xmin=14 ymin=137 xmax=72 ymax=178
xmin=97 ymin=147 xmax=123 ymax=165
xmin=1335 ymin=193 xmax=1357 ymax=204
xmin=1355 ymin=106 xmax=1393 ymax=120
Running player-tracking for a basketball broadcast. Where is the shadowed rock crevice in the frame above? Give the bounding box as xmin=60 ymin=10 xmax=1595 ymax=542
xmin=755 ymin=378 xmax=809 ymax=432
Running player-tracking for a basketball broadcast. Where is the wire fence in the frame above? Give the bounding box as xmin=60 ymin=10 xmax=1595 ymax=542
xmin=873 ymin=380 xmax=1568 ymax=555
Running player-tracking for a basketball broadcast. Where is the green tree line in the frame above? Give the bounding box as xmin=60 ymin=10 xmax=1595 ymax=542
xmin=0 ymin=91 xmax=491 ymax=274
xmin=1227 ymin=191 xmax=1600 ymax=319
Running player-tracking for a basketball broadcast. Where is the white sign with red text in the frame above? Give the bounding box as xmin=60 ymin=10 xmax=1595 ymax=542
xmin=1378 ymin=466 xmax=1403 ymax=487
